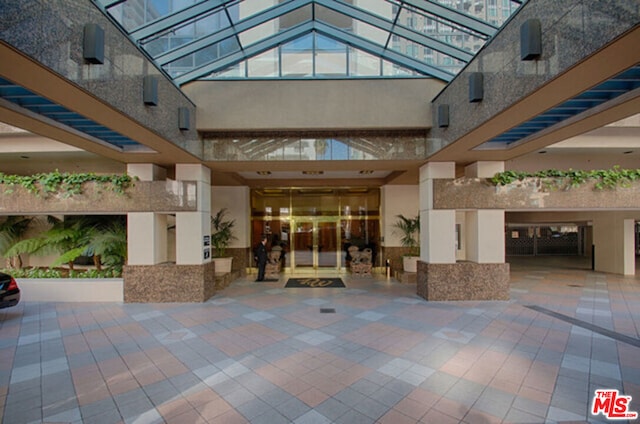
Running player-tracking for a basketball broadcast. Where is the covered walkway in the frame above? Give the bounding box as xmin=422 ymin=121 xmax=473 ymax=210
xmin=1 ymin=264 xmax=639 ymax=423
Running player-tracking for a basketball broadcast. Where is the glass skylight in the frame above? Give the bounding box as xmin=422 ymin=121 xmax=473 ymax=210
xmin=94 ymin=0 xmax=526 ymax=83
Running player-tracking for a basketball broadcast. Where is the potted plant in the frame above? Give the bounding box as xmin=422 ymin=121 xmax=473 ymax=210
xmin=393 ymin=214 xmax=420 ymax=272
xmin=211 ymin=208 xmax=236 ymax=273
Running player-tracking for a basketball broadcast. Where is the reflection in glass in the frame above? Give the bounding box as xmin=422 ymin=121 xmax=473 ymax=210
xmin=250 ymin=188 xmax=381 ymax=269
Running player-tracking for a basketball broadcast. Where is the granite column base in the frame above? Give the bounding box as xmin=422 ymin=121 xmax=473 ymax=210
xmin=417 ymin=261 xmax=510 ymax=301
xmin=123 ymin=262 xmax=216 ymax=303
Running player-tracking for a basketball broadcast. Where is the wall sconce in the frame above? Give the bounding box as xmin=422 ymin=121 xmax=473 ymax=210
xmin=469 ymin=72 xmax=484 ymax=102
xmin=437 ymin=104 xmax=449 ymax=128
xmin=521 ymin=19 xmax=542 ymax=60
xmin=143 ymin=75 xmax=158 ymax=106
xmin=83 ymin=24 xmax=104 ymax=64
xmin=178 ymin=107 xmax=190 ymax=130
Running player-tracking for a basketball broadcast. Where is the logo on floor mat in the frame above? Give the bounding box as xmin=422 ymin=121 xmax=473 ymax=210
xmin=285 ymin=278 xmax=345 ymax=288
xmin=591 ymin=389 xmax=638 ymax=420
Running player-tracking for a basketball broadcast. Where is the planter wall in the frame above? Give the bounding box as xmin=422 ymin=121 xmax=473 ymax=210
xmin=433 ymin=178 xmax=640 ymax=210
xmin=0 ymin=181 xmax=199 ymax=214
xmin=18 ymin=278 xmax=123 ymax=302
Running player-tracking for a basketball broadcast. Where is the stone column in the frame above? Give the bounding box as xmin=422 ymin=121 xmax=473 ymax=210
xmin=593 ymin=213 xmax=636 ymax=275
xmin=126 ymin=164 xmax=167 ymax=265
xmin=420 ymin=162 xmax=456 ymax=264
xmin=123 ymin=163 xmax=217 ymax=302
xmin=464 ymin=162 xmax=505 ymax=264
xmin=417 ymin=161 xmax=509 ymax=301
xmin=175 ymin=164 xmax=212 ymax=265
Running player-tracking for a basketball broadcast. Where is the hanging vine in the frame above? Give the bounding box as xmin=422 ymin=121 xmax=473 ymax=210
xmin=490 ymin=166 xmax=640 ymax=190
xmin=0 ymin=170 xmax=136 ymax=197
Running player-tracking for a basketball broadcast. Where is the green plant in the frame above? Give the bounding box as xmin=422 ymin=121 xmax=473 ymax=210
xmin=211 ymin=208 xmax=236 ymax=258
xmin=0 ymin=170 xmax=136 ymax=197
xmin=4 ymin=215 xmax=127 ymax=272
xmin=0 ymin=216 xmax=33 ymax=268
xmin=1 ymin=267 xmax=122 ymax=278
xmin=490 ymin=166 xmax=640 ymax=190
xmin=393 ymin=214 xmax=420 ymax=256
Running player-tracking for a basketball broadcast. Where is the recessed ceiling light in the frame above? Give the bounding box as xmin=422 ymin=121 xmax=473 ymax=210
xmin=256 ymin=171 xmax=271 ymax=175
xmin=302 ymin=171 xmax=323 ymax=175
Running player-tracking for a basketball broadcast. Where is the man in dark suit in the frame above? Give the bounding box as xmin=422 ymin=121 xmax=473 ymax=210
xmin=254 ymin=235 xmax=268 ymax=281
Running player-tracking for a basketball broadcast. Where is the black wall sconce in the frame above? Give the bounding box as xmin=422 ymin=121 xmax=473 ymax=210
xmin=143 ymin=75 xmax=158 ymax=106
xmin=520 ymin=19 xmax=542 ymax=60
xmin=178 ymin=107 xmax=190 ymax=131
xmin=83 ymin=24 xmax=104 ymax=64
xmin=469 ymin=72 xmax=484 ymax=102
xmin=437 ymin=104 xmax=449 ymax=128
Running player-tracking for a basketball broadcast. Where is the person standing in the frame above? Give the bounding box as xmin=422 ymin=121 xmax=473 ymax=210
xmin=254 ymin=235 xmax=268 ymax=282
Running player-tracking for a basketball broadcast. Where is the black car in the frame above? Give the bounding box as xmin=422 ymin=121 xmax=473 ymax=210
xmin=0 ymin=272 xmax=20 ymax=309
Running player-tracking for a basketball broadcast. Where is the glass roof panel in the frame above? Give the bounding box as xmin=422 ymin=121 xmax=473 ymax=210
xmin=316 ymin=5 xmax=390 ymax=47
xmin=95 ymin=0 xmax=527 ymax=82
xmin=238 ymin=5 xmax=312 ymax=47
xmin=399 ymin=3 xmax=488 ymax=53
xmin=107 ymin=0 xmax=201 ymax=32
xmin=140 ymin=8 xmax=231 ymax=57
xmin=315 ymin=34 xmax=347 ymax=77
xmin=350 ymin=0 xmax=398 ymax=21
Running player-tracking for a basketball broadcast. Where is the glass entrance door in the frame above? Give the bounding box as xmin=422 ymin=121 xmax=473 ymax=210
xmin=291 ymin=219 xmax=339 ymax=270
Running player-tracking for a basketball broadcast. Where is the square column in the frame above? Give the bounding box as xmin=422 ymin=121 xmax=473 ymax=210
xmin=127 ymin=213 xmax=167 ymax=265
xmin=593 ymin=214 xmax=636 ymax=275
xmin=175 ymin=164 xmax=212 ymax=265
xmin=466 ymin=210 xmax=505 ymax=263
xmin=464 ymin=161 xmax=506 ymax=263
xmin=176 ymin=212 xmax=211 ymax=265
xmin=417 ymin=161 xmax=509 ymax=301
xmin=419 ymin=162 xmax=456 ymax=264
xmin=126 ymin=164 xmax=168 ymax=266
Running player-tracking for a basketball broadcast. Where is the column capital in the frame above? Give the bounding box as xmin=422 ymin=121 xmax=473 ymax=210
xmin=420 ymin=162 xmax=455 ymax=181
xmin=127 ymin=163 xmax=167 ymax=181
xmin=464 ymin=161 xmax=504 ymax=178
xmin=176 ymin=164 xmax=211 ymax=184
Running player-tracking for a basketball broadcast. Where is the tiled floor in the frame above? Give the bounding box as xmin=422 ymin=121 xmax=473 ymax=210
xmin=1 ymin=260 xmax=639 ymax=424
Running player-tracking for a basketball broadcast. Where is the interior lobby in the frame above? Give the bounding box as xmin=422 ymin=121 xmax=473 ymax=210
xmin=1 ymin=0 xmax=639 ymax=423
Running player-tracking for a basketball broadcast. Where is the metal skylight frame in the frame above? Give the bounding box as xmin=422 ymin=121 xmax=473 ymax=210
xmin=94 ymin=0 xmax=525 ymax=84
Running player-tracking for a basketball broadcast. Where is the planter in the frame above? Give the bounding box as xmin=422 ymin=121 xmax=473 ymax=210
xmin=213 ymin=257 xmax=233 ymax=273
xmin=18 ymin=278 xmax=123 ymax=302
xmin=403 ymin=256 xmax=419 ymax=273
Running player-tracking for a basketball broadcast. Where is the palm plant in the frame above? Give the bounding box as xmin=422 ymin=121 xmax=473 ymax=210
xmin=82 ymin=219 xmax=127 ymax=272
xmin=5 ymin=215 xmax=127 ymax=271
xmin=0 ymin=216 xmax=33 ymax=268
xmin=393 ymin=214 xmax=420 ymax=256
xmin=211 ymin=208 xmax=236 ymax=258
xmin=5 ymin=216 xmax=88 ymax=270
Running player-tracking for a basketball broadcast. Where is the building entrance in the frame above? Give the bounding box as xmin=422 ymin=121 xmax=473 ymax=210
xmin=250 ymin=188 xmax=380 ymax=272
xmin=291 ymin=219 xmax=339 ymax=270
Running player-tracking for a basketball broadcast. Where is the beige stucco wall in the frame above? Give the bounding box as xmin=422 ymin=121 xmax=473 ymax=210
xmin=381 ymin=185 xmax=419 ymax=247
xmin=211 ymin=186 xmax=250 ymax=249
xmin=182 ymin=79 xmax=444 ymax=131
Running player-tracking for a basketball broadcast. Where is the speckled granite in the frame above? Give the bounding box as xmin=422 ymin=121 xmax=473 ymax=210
xmin=0 ymin=0 xmax=198 ymax=156
xmin=433 ymin=178 xmax=640 ymax=210
xmin=0 ymin=181 xmax=198 ymax=214
xmin=429 ymin=0 xmax=639 ymax=154
xmin=225 ymin=248 xmax=249 ymax=276
xmin=380 ymin=247 xmax=415 ymax=276
xmin=417 ymin=261 xmax=510 ymax=301
xmin=123 ymin=261 xmax=216 ymax=303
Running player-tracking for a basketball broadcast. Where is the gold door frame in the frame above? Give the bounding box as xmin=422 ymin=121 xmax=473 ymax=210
xmin=290 ymin=217 xmax=341 ymax=271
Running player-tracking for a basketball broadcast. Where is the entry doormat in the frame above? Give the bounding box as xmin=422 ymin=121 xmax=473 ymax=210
xmin=285 ymin=278 xmax=345 ymax=288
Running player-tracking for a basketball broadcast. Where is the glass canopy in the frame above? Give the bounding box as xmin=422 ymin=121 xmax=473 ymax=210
xmin=94 ymin=0 xmax=525 ymax=84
